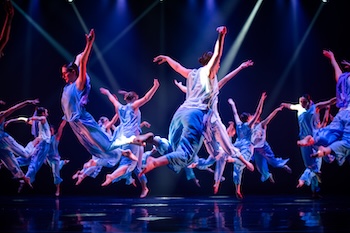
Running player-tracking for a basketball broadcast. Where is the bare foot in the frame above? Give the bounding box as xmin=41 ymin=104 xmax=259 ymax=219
xmin=72 ymin=170 xmax=81 ymax=180
xmin=140 ymin=187 xmax=149 ymax=198
xmin=133 ymin=132 xmax=154 ymax=146
xmin=75 ymin=174 xmax=86 ymax=185
xmin=213 ymin=182 xmax=219 ymax=194
xmin=236 ymin=191 xmax=243 ymax=200
xmin=310 ymin=146 xmax=330 ymax=158
xmin=297 ymin=135 xmax=315 ymax=147
xmin=121 ymin=149 xmax=138 ymax=161
xmin=21 ymin=176 xmax=33 ymax=189
xmin=83 ymin=159 xmax=97 ymax=168
xmin=101 ymin=174 xmax=113 ymax=187
xmin=296 ymin=179 xmax=304 ymax=188
xmin=64 ymin=160 xmax=70 ymax=165
xmin=131 ymin=179 xmax=137 ymax=187
xmin=139 ymin=156 xmax=157 ymax=177
xmin=268 ymin=174 xmax=275 ymax=183
xmin=55 ymin=184 xmax=60 ymax=197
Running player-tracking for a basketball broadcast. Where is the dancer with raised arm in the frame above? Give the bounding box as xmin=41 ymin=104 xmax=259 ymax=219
xmin=227 ymin=92 xmax=266 ymax=199
xmin=140 ymin=26 xmax=227 ymax=178
xmin=60 ymin=29 xmax=152 ymax=166
xmin=251 ymin=105 xmax=292 ymax=184
xmin=281 ymin=94 xmax=336 ymax=198
xmin=100 ymin=79 xmax=159 ymax=198
xmin=0 ymin=98 xmax=38 ymax=188
xmin=297 ymin=50 xmax=350 ymax=168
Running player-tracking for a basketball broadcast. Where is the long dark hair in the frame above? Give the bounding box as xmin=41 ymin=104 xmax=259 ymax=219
xmin=198 ymin=51 xmax=213 ymax=66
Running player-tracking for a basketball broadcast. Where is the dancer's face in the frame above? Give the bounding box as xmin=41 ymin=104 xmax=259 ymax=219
xmin=61 ymin=66 xmax=76 ymax=84
xmin=299 ymin=97 xmax=309 ymax=109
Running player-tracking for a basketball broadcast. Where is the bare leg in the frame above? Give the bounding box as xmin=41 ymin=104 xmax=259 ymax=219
xmin=75 ymin=173 xmax=87 ymax=185
xmin=55 ymin=184 xmax=60 ymax=197
xmin=235 ymin=183 xmax=243 ymax=199
xmin=237 ymin=155 xmax=254 ymax=172
xmin=121 ymin=149 xmax=138 ymax=162
xmin=139 ymin=179 xmax=149 ymax=198
xmin=132 ymin=132 xmax=154 ymax=146
xmin=139 ymin=156 xmax=169 ymax=177
xmin=101 ymin=165 xmax=128 ymax=186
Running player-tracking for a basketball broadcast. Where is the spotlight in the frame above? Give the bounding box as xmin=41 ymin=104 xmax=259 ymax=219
xmin=68 ymin=0 xmax=74 ymax=3
xmin=321 ymin=0 xmax=328 ymax=3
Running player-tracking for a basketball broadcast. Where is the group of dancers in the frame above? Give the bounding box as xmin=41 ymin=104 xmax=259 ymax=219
xmin=1 ymin=0 xmax=349 ymax=199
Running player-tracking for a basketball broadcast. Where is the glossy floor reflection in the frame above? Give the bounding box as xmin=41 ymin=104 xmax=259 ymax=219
xmin=0 ymin=195 xmax=349 ymax=233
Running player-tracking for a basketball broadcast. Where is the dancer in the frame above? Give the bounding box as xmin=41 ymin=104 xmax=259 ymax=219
xmin=140 ymin=26 xmax=227 ymax=178
xmin=17 ymin=107 xmax=51 ymax=192
xmin=227 ymin=92 xmax=266 ymax=199
xmin=251 ymin=105 xmax=292 ymax=183
xmin=174 ymin=59 xmax=255 ymax=193
xmin=72 ymin=114 xmax=120 ymax=186
xmin=100 ymin=79 xmax=159 ymax=198
xmin=281 ymin=94 xmax=336 ymax=198
xmin=46 ymin=121 xmax=70 ymax=196
xmin=297 ymin=50 xmax=350 ymax=166
xmin=0 ymin=98 xmax=38 ymax=188
xmin=0 ymin=0 xmax=14 ymax=58
xmin=60 ymin=29 xmax=152 ymax=165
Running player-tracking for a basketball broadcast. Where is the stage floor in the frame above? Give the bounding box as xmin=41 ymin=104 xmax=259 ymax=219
xmin=0 ymin=194 xmax=349 ymax=233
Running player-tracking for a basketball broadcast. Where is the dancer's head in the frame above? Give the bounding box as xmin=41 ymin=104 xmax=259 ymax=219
xmin=36 ymin=107 xmax=48 ymax=117
xmin=118 ymin=90 xmax=139 ymax=103
xmin=98 ymin=116 xmax=109 ymax=127
xmin=299 ymin=94 xmax=312 ymax=109
xmin=240 ymin=112 xmax=252 ymax=123
xmin=61 ymin=62 xmax=79 ymax=84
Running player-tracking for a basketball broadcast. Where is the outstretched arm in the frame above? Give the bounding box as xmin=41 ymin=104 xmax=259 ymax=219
xmin=207 ymin=26 xmax=227 ymax=80
xmin=218 ymin=60 xmax=254 ymax=90
xmin=153 ymin=55 xmax=192 ymax=78
xmin=249 ymin=92 xmax=267 ymax=128
xmin=105 ymin=113 xmax=119 ymax=131
xmin=0 ymin=99 xmax=39 ymax=121
xmin=314 ymin=97 xmax=337 ymax=111
xmin=260 ymin=105 xmax=284 ymax=128
xmin=100 ymin=87 xmax=121 ymax=112
xmin=4 ymin=117 xmax=29 ymax=127
xmin=323 ymin=50 xmax=343 ymax=83
xmin=228 ymin=98 xmax=242 ymax=125
xmin=132 ymin=79 xmax=160 ymax=109
xmin=226 ymin=121 xmax=236 ymax=138
xmin=174 ymin=79 xmax=187 ymax=93
xmin=0 ymin=0 xmax=14 ymax=58
xmin=76 ymin=29 xmax=95 ymax=91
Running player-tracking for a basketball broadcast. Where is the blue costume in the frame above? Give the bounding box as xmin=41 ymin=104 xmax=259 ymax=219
xmin=252 ymin=122 xmax=289 ymax=182
xmin=61 ymin=75 xmax=133 ymax=161
xmin=0 ymin=121 xmax=28 ymax=179
xmin=312 ymin=72 xmax=350 ymax=164
xmin=165 ymin=67 xmax=214 ymax=173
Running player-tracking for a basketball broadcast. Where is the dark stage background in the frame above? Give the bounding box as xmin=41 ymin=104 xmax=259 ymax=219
xmin=1 ymin=0 xmax=349 ymax=197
